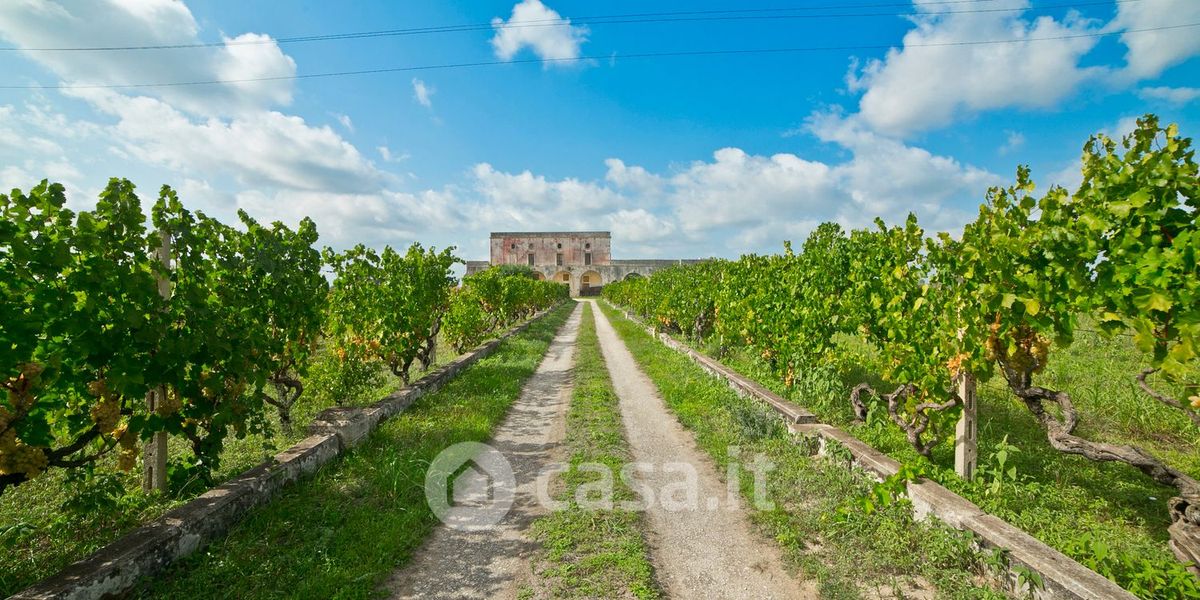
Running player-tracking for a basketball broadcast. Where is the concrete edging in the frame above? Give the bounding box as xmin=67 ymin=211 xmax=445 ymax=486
xmin=605 ymin=301 xmax=1134 ymax=600
xmin=10 ymin=306 xmax=563 ymax=600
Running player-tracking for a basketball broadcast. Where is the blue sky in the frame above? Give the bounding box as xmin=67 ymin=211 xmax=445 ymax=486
xmin=1 ymin=0 xmax=1198 ymax=261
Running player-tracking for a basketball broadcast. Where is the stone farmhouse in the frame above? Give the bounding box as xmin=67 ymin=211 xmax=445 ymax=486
xmin=465 ymin=231 xmax=703 ymax=296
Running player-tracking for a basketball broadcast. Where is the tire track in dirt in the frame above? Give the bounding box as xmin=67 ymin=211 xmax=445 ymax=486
xmin=383 ymin=303 xmax=582 ymax=600
xmin=589 ymin=300 xmax=812 ymax=599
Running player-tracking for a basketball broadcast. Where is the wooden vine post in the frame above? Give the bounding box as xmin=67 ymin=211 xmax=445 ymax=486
xmin=949 ymin=309 xmax=978 ymax=481
xmin=954 ymin=373 xmax=977 ymax=480
xmin=143 ymin=226 xmax=171 ymax=493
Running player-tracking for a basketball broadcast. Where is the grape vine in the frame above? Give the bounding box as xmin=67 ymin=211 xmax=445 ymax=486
xmin=443 ymin=267 xmax=568 ymax=353
xmin=2 ymin=177 xmax=559 ymax=498
xmin=605 ymin=115 xmax=1200 ymax=572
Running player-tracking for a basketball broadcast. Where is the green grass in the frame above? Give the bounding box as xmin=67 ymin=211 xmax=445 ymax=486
xmin=681 ymin=321 xmax=1199 ymax=598
xmin=528 ymin=302 xmax=661 ymax=599
xmin=0 ymin=319 xmax=526 ymax=598
xmin=129 ymin=303 xmax=573 ymax=599
xmin=597 ymin=302 xmax=1005 ymax=599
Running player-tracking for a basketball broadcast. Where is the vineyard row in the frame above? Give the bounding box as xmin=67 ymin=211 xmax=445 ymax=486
xmin=603 ymin=115 xmax=1200 ymax=578
xmin=1 ymin=180 xmax=567 ymax=497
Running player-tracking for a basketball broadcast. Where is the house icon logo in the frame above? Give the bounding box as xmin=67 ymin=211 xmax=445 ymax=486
xmin=425 ymin=442 xmax=515 ymax=530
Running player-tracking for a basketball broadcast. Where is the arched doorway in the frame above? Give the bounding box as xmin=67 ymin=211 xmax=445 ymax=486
xmin=580 ymin=270 xmax=603 ymax=296
xmin=532 ymin=272 xmax=545 ymax=281
xmin=554 ymin=271 xmax=570 ymax=284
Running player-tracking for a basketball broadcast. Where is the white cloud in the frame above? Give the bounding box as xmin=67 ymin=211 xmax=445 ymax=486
xmin=608 ymin=208 xmax=676 ymax=243
xmin=842 ymin=0 xmax=1200 ymax=137
xmin=412 ymin=78 xmax=435 ymax=108
xmin=847 ymin=0 xmax=1102 ymax=136
xmin=446 ymin=113 xmax=999 ymax=256
xmin=0 ymin=1 xmax=1016 ymax=262
xmin=491 ymin=0 xmax=588 ymax=63
xmin=999 ymin=130 xmax=1025 ymax=155
xmin=0 ymin=109 xmax=62 ymax=155
xmin=1103 ymin=115 xmax=1143 ymax=140
xmin=211 ymin=32 xmax=296 ymax=108
xmin=233 ymin=187 xmax=467 ymax=249
xmin=1 ymin=94 xmax=1003 ymax=259
xmin=1138 ymin=86 xmax=1200 ymax=105
xmin=1045 ymin=114 xmax=1142 ymax=192
xmin=665 ymin=147 xmax=844 ymax=236
xmin=0 ymin=1 xmax=390 ymax=222
xmin=472 ymin=163 xmax=623 ymax=215
xmin=67 ymin=89 xmax=386 ymax=194
xmin=604 ymin=158 xmax=664 ymax=194
xmin=176 ymin=177 xmax=235 ymax=215
xmin=1110 ymin=0 xmax=1200 ymax=81
xmin=1046 ymin=160 xmax=1083 ymax=192
xmin=378 ymin=146 xmax=410 ymax=163
xmin=0 ymin=101 xmax=97 ymax=199
xmin=806 ymin=111 xmax=999 ymax=232
xmin=0 ymin=0 xmax=295 ymax=116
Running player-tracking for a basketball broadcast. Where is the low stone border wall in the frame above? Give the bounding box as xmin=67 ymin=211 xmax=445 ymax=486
xmin=607 ymin=302 xmax=1134 ymax=600
xmin=11 ymin=306 xmax=562 ymax=600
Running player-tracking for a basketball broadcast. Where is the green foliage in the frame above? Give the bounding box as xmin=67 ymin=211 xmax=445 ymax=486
xmin=493 ymin=263 xmax=537 ymax=278
xmin=604 ymin=115 xmax=1200 ymax=594
xmin=607 ymin=216 xmax=967 ymax=455
xmin=322 ymin=243 xmax=457 ymax=386
xmin=605 ymin=116 xmax=1199 ymax=461
xmin=299 ymin=343 xmax=385 ymax=411
xmin=1065 ymin=533 xmax=1200 ymax=599
xmin=530 ymin=303 xmax=661 ymax=599
xmin=153 ymin=188 xmax=327 ymax=473
xmin=443 ymin=266 xmax=568 ymax=352
xmin=135 ymin=305 xmax=574 ymax=599
xmin=977 ymin=435 xmax=1025 ymax=497
xmin=598 ymin=302 xmax=1001 ymax=598
xmin=2 ymin=179 xmax=159 ymax=487
xmin=1 ymin=179 xmax=326 ymax=492
xmin=1079 ymin=119 xmax=1200 ymax=383
xmin=0 ymin=177 xmax=570 ymax=591
xmin=843 ymin=462 xmax=927 ymax=516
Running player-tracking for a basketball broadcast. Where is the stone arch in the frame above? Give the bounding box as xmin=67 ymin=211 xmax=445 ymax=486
xmin=624 ymin=272 xmax=644 ymax=280
xmin=554 ymin=271 xmax=571 ymax=284
xmin=532 ymin=272 xmax=545 ymax=281
xmin=580 ymin=270 xmax=603 ymax=296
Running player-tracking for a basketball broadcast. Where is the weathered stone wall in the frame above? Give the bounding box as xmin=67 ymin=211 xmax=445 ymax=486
xmin=608 ymin=301 xmax=1137 ymax=600
xmin=467 ymin=231 xmax=705 ymax=296
xmin=489 ymin=231 xmax=611 ymax=268
xmin=11 ymin=308 xmax=561 ymax=600
xmin=528 ymin=261 xmax=704 ymax=296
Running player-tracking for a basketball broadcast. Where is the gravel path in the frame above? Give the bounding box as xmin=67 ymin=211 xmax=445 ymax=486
xmin=589 ymin=301 xmax=811 ymax=599
xmin=383 ymin=304 xmax=582 ymax=600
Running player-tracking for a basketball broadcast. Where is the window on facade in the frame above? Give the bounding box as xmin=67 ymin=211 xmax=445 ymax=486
xmin=556 ymin=253 xmax=563 ymax=266
xmin=556 ymin=243 xmax=562 ymax=249
xmin=585 ymin=243 xmax=591 ymax=250
xmin=510 ymin=243 xmax=516 ymax=250
xmin=584 ymin=252 xmax=592 ymax=266
xmin=527 ymin=253 xmax=535 ymax=266
xmin=529 ymin=242 xmax=534 ymax=249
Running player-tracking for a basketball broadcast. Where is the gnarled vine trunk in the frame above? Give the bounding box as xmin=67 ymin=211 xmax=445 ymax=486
xmin=850 ymin=382 xmax=961 ymax=458
xmin=418 ymin=319 xmax=441 ymax=371
xmin=263 ymin=372 xmax=303 ymax=433
xmin=998 ymin=357 xmax=1200 ymax=574
xmin=1137 ymin=368 xmax=1200 ymax=429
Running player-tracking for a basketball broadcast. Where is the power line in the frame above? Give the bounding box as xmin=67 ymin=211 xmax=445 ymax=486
xmin=0 ymin=0 xmax=996 ymax=51
xmin=2 ymin=21 xmax=1190 ymax=91
xmin=0 ymin=0 xmax=1130 ymax=52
